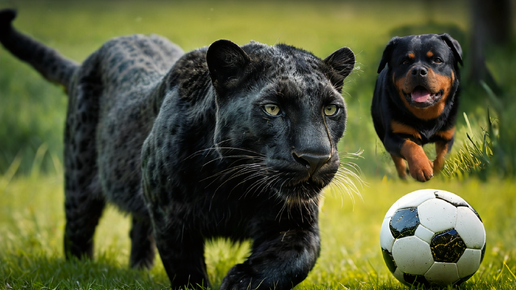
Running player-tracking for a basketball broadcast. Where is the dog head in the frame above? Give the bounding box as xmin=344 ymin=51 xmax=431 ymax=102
xmin=378 ymin=34 xmax=462 ymax=120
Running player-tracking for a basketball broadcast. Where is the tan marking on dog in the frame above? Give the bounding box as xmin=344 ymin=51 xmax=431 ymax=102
xmin=391 ymin=120 xmax=421 ymax=140
xmin=436 ymin=127 xmax=456 ymax=141
xmin=394 ymin=68 xmax=454 ymax=121
xmin=426 ymin=51 xmax=434 ymax=58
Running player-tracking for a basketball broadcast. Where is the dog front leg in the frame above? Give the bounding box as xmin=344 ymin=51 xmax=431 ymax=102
xmin=434 ymin=128 xmax=455 ymax=175
xmin=390 ymin=153 xmax=408 ymax=179
xmin=433 ymin=140 xmax=451 ymax=175
xmin=384 ymin=134 xmax=433 ymax=182
xmin=400 ymin=140 xmax=434 ymax=182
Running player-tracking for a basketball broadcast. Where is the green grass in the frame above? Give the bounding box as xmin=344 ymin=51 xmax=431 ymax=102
xmin=1 ymin=0 xmax=515 ymax=289
xmin=2 ymin=174 xmax=516 ymax=289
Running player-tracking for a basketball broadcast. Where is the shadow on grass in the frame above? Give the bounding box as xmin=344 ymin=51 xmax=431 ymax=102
xmin=0 ymin=253 xmax=170 ymax=290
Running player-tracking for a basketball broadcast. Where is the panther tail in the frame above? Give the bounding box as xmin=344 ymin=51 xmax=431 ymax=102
xmin=0 ymin=9 xmax=78 ymax=90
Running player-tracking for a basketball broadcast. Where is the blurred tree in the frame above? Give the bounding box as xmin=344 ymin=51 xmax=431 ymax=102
xmin=468 ymin=0 xmax=512 ymax=88
xmin=469 ymin=0 xmax=516 ymax=178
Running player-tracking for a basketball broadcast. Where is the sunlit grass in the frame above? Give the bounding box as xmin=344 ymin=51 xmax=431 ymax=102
xmin=1 ymin=173 xmax=515 ymax=289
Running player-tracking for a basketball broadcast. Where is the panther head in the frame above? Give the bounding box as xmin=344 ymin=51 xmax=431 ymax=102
xmin=207 ymin=40 xmax=355 ymax=202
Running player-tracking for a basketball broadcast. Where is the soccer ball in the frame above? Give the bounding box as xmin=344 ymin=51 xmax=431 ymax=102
xmin=380 ymin=189 xmax=486 ymax=287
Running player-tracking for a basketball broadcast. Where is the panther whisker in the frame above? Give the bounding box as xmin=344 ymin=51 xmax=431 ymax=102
xmin=243 ymin=172 xmax=276 ymax=197
xmin=276 ymin=195 xmax=291 ymax=221
xmin=184 ymin=139 xmax=266 ymax=164
xmin=230 ymin=169 xmax=271 ymax=197
xmin=202 ymin=166 xmax=254 ymax=190
xmin=242 ymin=169 xmax=279 ymax=192
xmin=201 ymin=159 xmax=264 ymax=181
xmin=198 ymin=153 xmax=265 ymax=170
xmin=207 ymin=165 xmax=262 ymax=192
xmin=323 ymin=159 xmax=365 ymax=209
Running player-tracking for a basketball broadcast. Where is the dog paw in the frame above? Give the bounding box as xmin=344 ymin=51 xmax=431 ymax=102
xmin=408 ymin=158 xmax=434 ymax=182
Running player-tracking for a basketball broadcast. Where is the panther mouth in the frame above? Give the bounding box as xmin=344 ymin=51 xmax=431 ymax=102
xmin=271 ymin=171 xmax=334 ymax=203
xmin=405 ymin=86 xmax=443 ymax=108
xmin=263 ymin=156 xmax=339 ymax=203
xmin=273 ymin=180 xmax=326 ymax=202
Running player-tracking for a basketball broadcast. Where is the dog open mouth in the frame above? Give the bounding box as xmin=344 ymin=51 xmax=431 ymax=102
xmin=406 ymin=86 xmax=443 ymax=108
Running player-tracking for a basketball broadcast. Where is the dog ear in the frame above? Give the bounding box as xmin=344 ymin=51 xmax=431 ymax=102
xmin=377 ymin=36 xmax=400 ymax=74
xmin=207 ymin=39 xmax=250 ymax=92
xmin=323 ymin=47 xmax=355 ymax=92
xmin=439 ymin=33 xmax=463 ymax=66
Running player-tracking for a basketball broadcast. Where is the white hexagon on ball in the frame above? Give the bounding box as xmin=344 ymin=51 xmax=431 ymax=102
xmin=396 ymin=189 xmax=436 ymax=210
xmin=457 ymin=248 xmax=483 ymax=277
xmin=380 ymin=217 xmax=395 ymax=250
xmin=384 ymin=189 xmax=435 ymax=218
xmin=425 ymin=262 xmax=460 ymax=286
xmin=418 ymin=198 xmax=457 ymax=233
xmin=414 ymin=224 xmax=434 ymax=244
xmin=455 ymin=207 xmax=486 ymax=249
xmin=392 ymin=236 xmax=433 ymax=275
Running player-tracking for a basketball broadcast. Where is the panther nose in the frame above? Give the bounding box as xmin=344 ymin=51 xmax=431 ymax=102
xmin=292 ymin=151 xmax=331 ymax=175
xmin=411 ymin=66 xmax=428 ymax=77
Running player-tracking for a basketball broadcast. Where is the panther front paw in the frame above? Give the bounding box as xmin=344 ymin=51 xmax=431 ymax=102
xmin=220 ymin=264 xmax=256 ymax=290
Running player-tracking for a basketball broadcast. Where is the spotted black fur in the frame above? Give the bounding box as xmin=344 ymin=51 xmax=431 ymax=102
xmin=0 ymin=9 xmax=355 ymax=290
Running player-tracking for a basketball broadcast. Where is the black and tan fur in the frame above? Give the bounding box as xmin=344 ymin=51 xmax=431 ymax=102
xmin=372 ymin=34 xmax=462 ymax=182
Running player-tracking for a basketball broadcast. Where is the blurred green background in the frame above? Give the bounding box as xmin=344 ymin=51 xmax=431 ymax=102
xmin=1 ymin=0 xmax=513 ymax=180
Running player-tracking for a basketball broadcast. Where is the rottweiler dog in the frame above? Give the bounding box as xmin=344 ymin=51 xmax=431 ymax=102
xmin=372 ymin=34 xmax=463 ymax=182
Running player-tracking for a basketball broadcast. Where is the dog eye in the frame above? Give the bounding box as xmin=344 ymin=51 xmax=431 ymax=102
xmin=402 ymin=60 xmax=410 ymax=65
xmin=324 ymin=105 xmax=339 ymax=116
xmin=434 ymin=57 xmax=443 ymax=64
xmin=263 ymin=104 xmax=281 ymax=116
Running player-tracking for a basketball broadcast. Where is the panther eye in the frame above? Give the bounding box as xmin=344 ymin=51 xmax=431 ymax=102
xmin=263 ymin=104 xmax=281 ymax=116
xmin=324 ymin=105 xmax=339 ymax=116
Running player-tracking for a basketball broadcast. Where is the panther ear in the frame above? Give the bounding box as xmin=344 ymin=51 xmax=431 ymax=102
xmin=377 ymin=36 xmax=400 ymax=74
xmin=439 ymin=33 xmax=463 ymax=66
xmin=207 ymin=39 xmax=250 ymax=92
xmin=323 ymin=47 xmax=355 ymax=92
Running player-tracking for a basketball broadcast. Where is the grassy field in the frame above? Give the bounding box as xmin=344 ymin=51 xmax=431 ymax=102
xmin=1 ymin=175 xmax=516 ymax=289
xmin=1 ymin=0 xmax=515 ymax=289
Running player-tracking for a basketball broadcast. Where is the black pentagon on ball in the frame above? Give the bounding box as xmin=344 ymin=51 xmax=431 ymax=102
xmin=389 ymin=207 xmax=419 ymax=239
xmin=381 ymin=248 xmax=397 ymax=273
xmin=430 ymin=229 xmax=467 ymax=262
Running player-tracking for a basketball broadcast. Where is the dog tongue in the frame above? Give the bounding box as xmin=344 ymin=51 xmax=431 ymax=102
xmin=411 ymin=88 xmax=430 ymax=103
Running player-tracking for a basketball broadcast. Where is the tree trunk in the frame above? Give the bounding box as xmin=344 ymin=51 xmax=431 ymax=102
xmin=467 ymin=0 xmax=512 ymax=87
